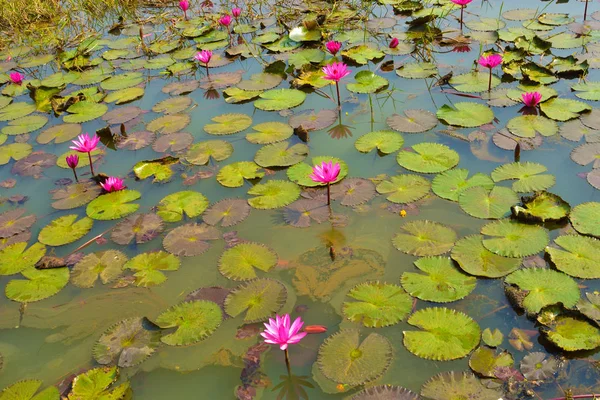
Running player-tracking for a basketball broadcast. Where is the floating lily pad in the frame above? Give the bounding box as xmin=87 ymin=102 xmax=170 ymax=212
xmin=560 ymin=119 xmax=600 ymax=143
xmin=491 ymin=162 xmax=555 ymax=192
xmin=68 ymin=366 xmax=130 ymax=400
xmin=216 ymin=161 xmax=264 ymax=187
xmin=451 ymin=235 xmax=522 ymax=278
xmin=247 ymin=180 xmax=301 ymax=209
xmin=6 ymin=266 xmax=69 ymax=303
xmin=133 ymin=156 xmax=179 ymax=183
xmin=342 ymin=44 xmax=385 ymax=64
xmin=224 ymin=278 xmax=287 ymax=323
xmin=287 ymin=156 xmax=348 ymax=187
xmin=421 ymin=372 xmax=503 ymax=400
xmin=146 ymin=114 xmax=190 ymax=134
xmin=1 ymin=115 xmax=47 ymax=135
xmin=204 ymin=113 xmax=252 ymax=135
xmin=237 ymin=73 xmax=283 ymax=91
xmin=86 ymin=190 xmax=141 ymax=221
xmin=104 ymin=87 xmax=144 ymax=104
xmin=482 ymin=328 xmax=504 ymax=347
xmin=346 ymin=71 xmax=388 ymax=94
xmin=254 ymin=142 xmax=308 ymax=167
xmin=0 ymin=103 xmax=36 ymax=121
xmin=288 ymin=49 xmax=325 ymax=69
xmin=541 ymin=314 xmax=600 ymax=351
xmin=507 ymin=115 xmax=558 ymax=138
xmin=71 ymin=250 xmax=128 ymax=288
xmin=376 ymin=174 xmax=430 ymax=204
xmin=350 ymin=386 xmax=419 ymax=400
xmin=505 ymin=268 xmax=579 ymax=313
xmin=449 ymin=72 xmax=501 ymax=93
xmin=0 ymin=209 xmax=35 ymax=238
xmin=152 ymin=133 xmax=192 ymax=153
xmin=102 ymin=106 xmax=142 ymax=125
xmin=432 ymin=169 xmax=494 ymax=202
xmin=570 ymin=202 xmax=600 ymax=237
xmin=51 ymin=181 xmax=102 ymax=210
xmin=0 ymin=380 xmax=59 ymax=400
xmin=546 ymin=235 xmax=600 ymax=279
xmin=156 ymin=191 xmax=208 ymax=222
xmin=0 ymin=242 xmax=46 ymax=275
xmin=355 ymin=130 xmax=403 ymax=154
xmin=110 ymin=213 xmax=164 ymax=245
xmin=163 ymin=223 xmax=220 ymax=257
xmin=342 ymin=282 xmax=412 ymax=328
xmin=203 ymin=199 xmax=250 ymax=227
xmin=541 ymin=98 xmax=591 ymax=121
xmin=93 ymin=317 xmax=161 ymax=367
xmin=155 ymin=300 xmax=222 ymax=346
xmin=512 ymin=191 xmax=570 ymax=223
xmin=330 ymin=178 xmax=376 ymax=206
xmin=393 ymin=220 xmax=456 ymax=256
xmin=459 ymin=186 xmax=518 ymax=219
xmin=386 ymin=109 xmax=437 ymax=133
xmin=317 ymin=330 xmax=392 ymax=385
xmin=185 ymin=140 xmax=233 ymax=165
xmin=223 ymin=87 xmax=263 ymax=104
xmin=396 ymin=62 xmax=438 ymax=79
xmin=397 ymin=143 xmax=459 ymax=174
xmin=246 ymin=122 xmax=293 ymax=144
xmin=12 ymin=152 xmax=57 ymax=177
xmin=437 ymin=102 xmax=494 ymax=128
xmin=38 ymin=214 xmax=93 ymax=246
xmin=100 ymin=72 xmax=143 ymax=90
xmin=56 ymin=149 xmax=104 ymax=170
xmin=117 ymin=131 xmax=155 ymax=150
xmin=401 ymin=257 xmax=476 ymax=303
xmin=123 ymin=251 xmax=180 ymax=287
xmin=571 ymin=142 xmax=600 ymax=168
xmin=254 ymin=88 xmax=306 ymax=111
xmin=64 ymin=101 xmax=108 ymax=123
xmin=521 ymin=62 xmax=558 ymax=84
xmin=288 ymin=109 xmax=337 ymax=131
xmin=219 ymin=243 xmax=277 ymax=281
xmin=481 ymin=220 xmax=549 ymax=258
xmin=469 ymin=346 xmax=514 ymax=378
xmin=520 ymin=352 xmax=559 ymax=380
xmin=37 ymin=124 xmax=82 ymax=145
xmin=404 ymin=307 xmax=480 ymax=361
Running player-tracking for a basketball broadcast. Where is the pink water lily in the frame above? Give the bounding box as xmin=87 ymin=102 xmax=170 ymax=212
xmin=195 ymin=50 xmax=212 ymax=75
xmin=311 ymin=161 xmax=341 ymax=205
xmin=478 ymin=53 xmax=503 ymax=91
xmin=389 ymin=37 xmax=399 ymax=49
xmin=451 ymin=0 xmax=472 ymax=31
xmin=100 ymin=177 xmax=125 ymax=192
xmin=70 ymin=133 xmax=100 ymax=175
xmin=450 ymin=0 xmax=472 ymax=5
xmin=261 ymin=314 xmax=306 ymax=351
xmin=179 ymin=0 xmax=189 ymax=19
xmin=9 ymin=72 xmax=23 ymax=85
xmin=325 ymin=40 xmax=341 ymax=56
xmin=521 ymin=92 xmax=542 ymax=108
xmin=219 ymin=14 xmax=232 ymax=27
xmin=322 ymin=62 xmax=351 ymax=109
xmin=66 ymin=154 xmax=79 ymax=182
xmin=232 ymin=7 xmax=241 ymax=18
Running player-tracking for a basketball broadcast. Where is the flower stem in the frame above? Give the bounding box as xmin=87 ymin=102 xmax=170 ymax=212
xmin=87 ymin=152 xmax=95 ymax=176
xmin=72 ymin=168 xmax=78 ymax=183
xmin=205 ymin=64 xmax=210 ymax=77
xmin=335 ymin=81 xmax=341 ymax=109
xmin=460 ymin=6 xmax=464 ymax=32
xmin=327 ymin=183 xmax=331 ymax=205
xmin=488 ymin=68 xmax=492 ymax=92
xmin=284 ymin=349 xmax=292 ymax=377
xmin=584 ymin=0 xmax=589 ymax=21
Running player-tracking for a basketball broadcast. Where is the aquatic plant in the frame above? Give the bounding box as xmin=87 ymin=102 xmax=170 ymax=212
xmin=322 ymin=62 xmax=351 ymax=108
xmin=261 ymin=314 xmax=307 ymax=375
xmin=389 ymin=37 xmax=399 ymax=49
xmin=179 ymin=0 xmax=189 ymax=20
xmin=195 ymin=50 xmax=212 ymax=76
xmin=450 ymin=0 xmax=473 ymax=31
xmin=478 ymin=53 xmax=503 ymax=91
xmin=70 ymin=133 xmax=100 ymax=176
xmin=325 ymin=40 xmax=342 ymax=56
xmin=100 ymin=177 xmax=125 ymax=193
xmin=66 ymin=154 xmax=79 ymax=182
xmin=232 ymin=7 xmax=241 ymax=19
xmin=521 ymin=92 xmax=542 ymax=108
xmin=9 ymin=71 xmax=23 ymax=85
xmin=310 ymin=161 xmax=341 ymax=205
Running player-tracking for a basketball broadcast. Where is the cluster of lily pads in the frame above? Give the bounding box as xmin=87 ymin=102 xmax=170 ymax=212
xmin=1 ymin=0 xmax=600 ymax=398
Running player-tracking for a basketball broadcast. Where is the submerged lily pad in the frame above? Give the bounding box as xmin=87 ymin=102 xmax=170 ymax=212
xmin=155 ymin=300 xmax=222 ymax=346
xmin=71 ymin=250 xmax=128 ymax=288
xmin=342 ymin=282 xmax=412 ymax=328
xmin=86 ymin=190 xmax=141 ymax=221
xmin=247 ymin=180 xmax=301 ymax=209
xmin=451 ymin=235 xmax=522 ymax=278
xmin=437 ymin=102 xmax=494 ymax=128
xmin=491 ymin=162 xmax=555 ymax=192
xmin=459 ymin=186 xmax=518 ymax=219
xmin=481 ymin=219 xmax=549 ymax=258
xmin=38 ymin=214 xmax=93 ymax=246
xmin=6 ymin=267 xmax=69 ymax=303
xmin=569 ymin=202 xmax=600 ymax=237
xmin=397 ymin=143 xmax=459 ymax=173
xmin=219 ymin=243 xmax=277 ymax=281
xmin=546 ymin=235 xmax=600 ymax=279
xmin=355 ymin=130 xmax=403 ymax=154
xmin=376 ymin=174 xmax=430 ymax=204
xmin=217 ymin=161 xmax=264 ymax=187
xmin=421 ymin=371 xmax=503 ymax=400
xmin=163 ymin=223 xmax=220 ymax=257
xmin=123 ymin=251 xmax=180 ymax=287
xmin=224 ymin=278 xmax=287 ymax=323
xmin=432 ymin=169 xmax=494 ymax=202
xmin=393 ymin=220 xmax=457 ymax=256
xmin=156 ymin=191 xmax=209 ymax=222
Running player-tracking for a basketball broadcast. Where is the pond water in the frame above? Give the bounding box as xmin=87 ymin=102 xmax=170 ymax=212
xmin=1 ymin=0 xmax=600 ymax=398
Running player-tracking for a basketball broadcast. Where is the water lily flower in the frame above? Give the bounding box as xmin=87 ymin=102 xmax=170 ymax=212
xmin=310 ymin=161 xmax=341 ymax=205
xmin=219 ymin=14 xmax=232 ymax=27
xmin=521 ymin=92 xmax=542 ymax=108
xmin=325 ymin=40 xmax=342 ymax=56
xmin=262 ymin=314 xmax=306 ymax=375
xmin=450 ymin=0 xmax=472 ymax=31
xmin=66 ymin=154 xmax=79 ymax=182
xmin=9 ymin=72 xmax=23 ymax=85
xmin=322 ymin=62 xmax=351 ymax=108
xmin=232 ymin=7 xmax=242 ymax=18
xmin=195 ymin=50 xmax=212 ymax=75
xmin=70 ymin=133 xmax=100 ymax=175
xmin=179 ymin=0 xmax=189 ymax=19
xmin=389 ymin=37 xmax=399 ymax=49
xmin=100 ymin=177 xmax=125 ymax=192
xmin=478 ymin=53 xmax=502 ymax=91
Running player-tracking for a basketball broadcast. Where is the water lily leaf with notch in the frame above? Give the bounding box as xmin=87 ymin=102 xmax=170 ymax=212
xmin=254 ymin=142 xmax=308 ymax=167
xmin=288 ymin=109 xmax=338 ymax=131
xmin=133 ymin=156 xmax=179 ymax=183
xmin=421 ymin=371 xmax=503 ymax=400
xmin=71 ymin=250 xmax=127 ymax=288
xmin=38 ymin=214 xmax=93 ymax=246
xmin=342 ymin=282 xmax=412 ymax=327
xmin=0 ymin=380 xmax=59 ymax=400
xmin=397 ymin=143 xmax=459 ymax=173
xmin=110 ymin=213 xmax=163 ymax=246
xmin=436 ymin=102 xmax=494 ymax=128
xmin=185 ymin=140 xmax=233 ymax=165
xmin=72 ymin=66 xmax=114 ymax=85
xmin=68 ymin=366 xmax=130 ymax=400
xmin=86 ymin=190 xmax=141 ymax=221
xmin=546 ymin=235 xmax=600 ymax=279
xmin=51 ymin=181 xmax=102 ymax=210
xmin=146 ymin=114 xmax=190 ymax=134
xmin=254 ymin=88 xmax=306 ymax=111
xmin=283 ymin=199 xmax=329 ymax=227
xmin=505 ymin=268 xmax=579 ymax=313
xmin=317 ymin=330 xmax=392 ymax=385
xmin=162 ymin=80 xmax=199 ymax=95
xmin=401 ymin=256 xmax=476 ymax=303
xmin=38 ymin=123 xmax=82 ymax=145
xmin=432 ymin=169 xmax=494 ymax=202
xmin=0 ymin=242 xmax=46 ymax=275
xmin=151 ymin=97 xmax=192 ymax=115
xmin=491 ymin=162 xmax=555 ymax=192
xmin=203 ymin=198 xmax=250 ymax=227
xmin=104 ymin=87 xmax=145 ymax=104
xmin=237 ymin=73 xmax=283 ymax=91
xmin=163 ymin=223 xmax=220 ymax=257
xmin=520 ymin=352 xmax=559 ymax=380
xmin=223 ymin=87 xmax=263 ymax=104
xmin=482 ymin=328 xmax=504 ymax=347
xmin=577 ymin=292 xmax=600 ymax=322
xmin=346 ymin=71 xmax=388 ymax=94
xmin=155 ymin=300 xmax=222 ymax=346
xmin=342 ymin=45 xmax=385 ymax=65
xmin=6 ymin=266 xmax=69 ymax=303
xmin=540 ymin=98 xmax=591 ymax=121
xmin=93 ymin=317 xmax=161 ymax=368
xmin=350 ymin=386 xmax=419 ymax=400
xmin=287 ymin=49 xmax=325 ymax=69
xmin=386 ymin=109 xmax=438 ymax=133
xmin=571 ymin=81 xmax=600 ymax=101
xmin=541 ymin=314 xmax=600 ymax=351
xmin=287 ymin=156 xmax=348 ymax=187
xmin=396 ymin=62 xmax=438 ymax=79
xmin=217 ymin=161 xmax=264 ymax=187
xmin=0 ymin=143 xmax=31 ymax=164
xmin=570 ymin=202 xmax=600 ymax=237
xmin=100 ymin=72 xmax=143 ymax=90
xmin=538 ymin=12 xmax=573 ymax=26
xmin=459 ymin=186 xmax=518 ymax=219
xmin=123 ymin=251 xmax=179 ymax=287
xmin=247 ymin=180 xmax=301 ymax=209
xmin=507 ymin=115 xmax=557 ymax=138
xmin=204 ymin=113 xmax=252 ymax=135
xmin=449 ymin=72 xmax=501 ymax=93
xmin=219 ymin=243 xmax=277 ymax=281
xmin=521 ymin=62 xmax=558 ymax=84
xmin=481 ymin=219 xmax=549 ymax=258
xmin=0 ymin=102 xmax=36 ymax=121
xmin=393 ymin=220 xmax=457 ymax=256
xmin=465 ymin=17 xmax=506 ymax=31
xmin=570 ymin=142 xmax=600 ymax=168
xmin=12 ymin=152 xmax=56 ymax=177
xmin=64 ymin=101 xmax=108 ymax=123
xmin=376 ymin=174 xmax=430 ymax=204
xmin=224 ymin=278 xmax=287 ymax=323
xmin=549 ymin=32 xmax=591 ymax=49
xmin=330 ymin=178 xmax=376 ymax=206
xmin=289 ymin=26 xmax=321 ymax=42
xmin=404 ymin=307 xmax=480 ymax=361
xmin=469 ymin=346 xmax=514 ymax=378
xmin=451 ymin=235 xmax=522 ymax=278
xmin=355 ymin=130 xmax=403 ymax=154
xmin=512 ymin=191 xmax=570 ymax=223
xmin=144 ymin=56 xmax=175 ymax=70
xmin=246 ymin=121 xmax=293 ymax=144
xmin=514 ymin=35 xmax=551 ymax=55
xmin=102 ymin=106 xmax=142 ymax=125
xmin=156 ymin=191 xmax=209 ymax=222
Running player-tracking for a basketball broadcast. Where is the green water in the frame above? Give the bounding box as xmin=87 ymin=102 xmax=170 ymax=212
xmin=1 ymin=0 xmax=600 ymax=398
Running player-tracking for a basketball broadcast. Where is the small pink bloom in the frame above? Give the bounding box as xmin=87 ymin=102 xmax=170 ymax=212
xmin=521 ymin=91 xmax=542 ymax=108
xmin=219 ymin=14 xmax=232 ymax=27
xmin=261 ymin=314 xmax=307 ymax=351
xmin=195 ymin=50 xmax=212 ymax=64
xmin=325 ymin=41 xmax=342 ymax=56
xmin=322 ymin=62 xmax=351 ymax=83
xmin=450 ymin=0 xmax=473 ymax=5
xmin=70 ymin=133 xmax=100 ymax=153
xmin=232 ymin=7 xmax=241 ymax=18
xmin=478 ymin=53 xmax=503 ymax=69
xmin=179 ymin=0 xmax=189 ymax=11
xmin=66 ymin=154 xmax=79 ymax=169
xmin=310 ymin=161 xmax=341 ymax=184
xmin=389 ymin=37 xmax=399 ymax=49
xmin=9 ymin=72 xmax=24 ymax=85
xmin=453 ymin=44 xmax=471 ymax=53
xmin=100 ymin=177 xmax=125 ymax=192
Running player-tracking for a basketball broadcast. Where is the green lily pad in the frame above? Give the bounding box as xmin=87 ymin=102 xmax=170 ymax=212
xmin=216 ymin=161 xmax=264 ymax=188
xmin=449 ymin=72 xmax=501 ymax=93
xmin=572 ymin=81 xmax=600 ymax=101
xmin=511 ymin=191 xmax=570 ymax=223
xmin=393 ymin=220 xmax=457 ymax=256
xmin=237 ymin=72 xmax=282 ymax=91
xmin=68 ymin=366 xmax=130 ymax=400
xmin=451 ymin=235 xmax=522 ymax=278
xmin=505 ymin=268 xmax=579 ymax=313
xmin=507 ymin=115 xmax=558 ymax=138
xmin=342 ymin=282 xmax=412 ymax=328
xmin=219 ymin=243 xmax=277 ymax=281
xmin=546 ymin=235 xmax=600 ymax=279
xmin=386 ymin=109 xmax=438 ymax=133
xmin=6 ymin=266 xmax=69 ymax=303
xmin=254 ymin=88 xmax=306 ymax=111
xmin=0 ymin=102 xmax=36 ymax=121
xmin=350 ymin=386 xmax=419 ymax=400
xmin=355 ymin=130 xmax=404 ymax=154
xmin=0 ymin=143 xmax=32 ymax=164
xmin=123 ymin=251 xmax=180 ymax=287
xmin=458 ymin=186 xmax=518 ymax=219
xmin=570 ymin=202 xmax=600 ymax=237
xmin=521 ymin=62 xmax=558 ymax=84
xmin=86 ymin=190 xmax=141 ymax=221
xmin=0 ymin=380 xmax=59 ymax=400
xmin=162 ymin=223 xmax=220 ymax=257
xmin=64 ymin=101 xmax=108 ymax=123
xmin=133 ymin=156 xmax=179 ymax=183
xmin=436 ymin=102 xmax=494 ymax=128
xmin=185 ymin=140 xmax=233 ymax=165
xmin=37 ymin=124 xmax=82 ymax=144
xmin=317 ymin=330 xmax=392 ymax=385
xmin=287 ymin=49 xmax=325 ymax=69
xmin=396 ymin=62 xmax=438 ymax=79
xmin=538 ymin=12 xmax=573 ymax=26
xmin=481 ymin=219 xmax=549 ymax=258
xmin=375 ymin=174 xmax=430 ymax=204
xmin=342 ymin=44 xmax=385 ymax=65
xmin=224 ymin=278 xmax=287 ymax=323
xmin=71 ymin=250 xmax=128 ymax=288
xmin=1 ymin=115 xmax=47 ymax=135
xmin=404 ymin=307 xmax=480 ymax=361
xmin=482 ymin=328 xmax=504 ymax=347
xmin=203 ymin=113 xmax=252 ymax=135
xmin=421 ymin=372 xmax=503 ymax=400
xmin=432 ymin=169 xmax=494 ymax=202
xmin=570 ymin=142 xmax=600 ymax=168
xmin=468 ymin=347 xmax=514 ymax=378
xmin=541 ymin=314 xmax=600 ymax=351
xmin=56 ymin=149 xmax=104 ymax=169
xmin=540 ymin=98 xmax=592 ymax=121
xmin=223 ymin=87 xmax=263 ymax=103
xmin=397 ymin=143 xmax=459 ymax=174
xmin=104 ymin=87 xmax=145 ymax=104
xmin=146 ymin=114 xmax=190 ymax=134
xmin=38 ymin=214 xmax=93 ymax=246
xmin=247 ymin=180 xmax=301 ymax=209
xmin=401 ymin=256 xmax=476 ymax=303
xmin=254 ymin=142 xmax=308 ymax=168
xmin=100 ymin=72 xmax=143 ymax=90
xmin=156 ymin=191 xmax=209 ymax=222
xmin=0 ymin=242 xmax=46 ymax=275
xmin=287 ymin=156 xmax=348 ymax=187
xmin=246 ymin=122 xmax=293 ymax=144
xmin=346 ymin=71 xmax=388 ymax=94
xmin=465 ymin=17 xmax=506 ymax=31
xmin=155 ymin=300 xmax=222 ymax=346
xmin=491 ymin=162 xmax=555 ymax=192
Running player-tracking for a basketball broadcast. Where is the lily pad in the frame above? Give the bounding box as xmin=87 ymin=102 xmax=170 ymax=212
xmin=51 ymin=181 xmax=102 ymax=210
xmin=203 ymin=198 xmax=251 ymax=227
xmin=451 ymin=235 xmax=523 ymax=278
xmin=219 ymin=243 xmax=277 ymax=281
xmin=393 ymin=220 xmax=457 ymax=256
xmin=355 ymin=130 xmax=403 ymax=154
xmin=247 ymin=180 xmax=301 ymax=209
xmin=458 ymin=186 xmax=518 ymax=219
xmin=38 ymin=214 xmax=93 ymax=246
xmin=0 ymin=242 xmax=46 ymax=275
xmin=469 ymin=346 xmax=514 ymax=378
xmin=507 ymin=115 xmax=558 ymax=138
xmin=482 ymin=328 xmax=504 ymax=347
xmin=287 ymin=156 xmax=348 ymax=187
xmin=224 ymin=278 xmax=287 ymax=323
xmin=0 ymin=380 xmax=59 ymax=400
xmin=491 ymin=162 xmax=555 ymax=192
xmin=155 ymin=300 xmax=222 ymax=346
xmin=342 ymin=44 xmax=385 ymax=65
xmin=546 ymin=235 xmax=600 ymax=279
xmin=68 ymin=366 xmax=130 ymax=400
xmin=162 ymin=223 xmax=220 ymax=257
xmin=421 ymin=372 xmax=503 ymax=400
xmin=1 ymin=115 xmax=47 ymax=136
xmin=133 ymin=156 xmax=179 ymax=183
xmin=342 ymin=282 xmax=412 ymax=328
xmin=397 ymin=143 xmax=459 ymax=174
xmin=540 ymin=98 xmax=591 ymax=121
xmin=560 ymin=119 xmax=600 ymax=143
xmin=110 ymin=213 xmax=164 ymax=245
xmin=0 ymin=103 xmax=36 ymax=121
xmin=396 ymin=62 xmax=438 ymax=79
xmin=376 ymin=174 xmax=430 ymax=204
xmin=254 ymin=142 xmax=308 ymax=168
xmin=511 ymin=191 xmax=570 ymax=223
xmin=520 ymin=352 xmax=559 ymax=380
xmin=123 ymin=251 xmax=180 ymax=287
xmin=254 ymin=89 xmax=306 ymax=111
xmin=86 ymin=190 xmax=141 ymax=221
xmin=436 ymin=102 xmax=495 ymax=128
xmin=346 ymin=71 xmax=388 ymax=94
xmin=64 ymin=101 xmax=108 ymax=123
xmin=570 ymin=142 xmax=600 ymax=168
xmin=481 ymin=219 xmax=549 ymax=258
xmin=37 ymin=123 xmax=82 ymax=144
xmin=216 ymin=161 xmax=264 ymax=187
xmin=246 ymin=122 xmax=293 ymax=144
xmin=449 ymin=72 xmax=501 ymax=93
xmin=185 ymin=140 xmax=233 ymax=165
xmin=0 ymin=209 xmax=35 ymax=238
xmin=541 ymin=314 xmax=600 ymax=351
xmin=288 ymin=109 xmax=337 ymax=131
xmin=6 ymin=266 xmax=69 ymax=303
xmin=71 ymin=250 xmax=128 ymax=288
xmin=100 ymin=72 xmax=143 ymax=90
xmin=570 ymin=202 xmax=600 ymax=237
xmin=350 ymin=386 xmax=419 ymax=400
xmin=203 ymin=113 xmax=252 ymax=135
xmin=330 ymin=178 xmax=376 ymax=206
xmin=237 ymin=73 xmax=283 ymax=91
xmin=156 ymin=191 xmax=208 ymax=222
xmin=386 ymin=109 xmax=437 ymax=133
xmin=432 ymin=169 xmax=494 ymax=202
xmin=146 ymin=114 xmax=190 ymax=134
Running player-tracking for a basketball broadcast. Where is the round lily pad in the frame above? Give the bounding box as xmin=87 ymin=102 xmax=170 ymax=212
xmin=51 ymin=181 xmax=102 ymax=210
xmin=540 ymin=98 xmax=592 ymax=121
xmin=152 ymin=97 xmax=192 ymax=114
xmin=432 ymin=169 xmax=494 ymax=202
xmin=254 ymin=88 xmax=306 ymax=111
xmin=203 ymin=198 xmax=251 ymax=227
xmin=1 ymin=115 xmax=48 ymax=136
xmin=151 ymin=133 xmax=192 ymax=153
xmin=163 ymin=223 xmax=220 ymax=257
xmin=330 ymin=178 xmax=376 ymax=206
xmin=38 ymin=214 xmax=93 ymax=246
xmin=437 ymin=102 xmax=494 ymax=128
xmin=6 ymin=266 xmax=69 ymax=303
xmin=100 ymin=72 xmax=143 ymax=90
xmin=481 ymin=219 xmax=549 ymax=258
xmin=288 ymin=109 xmax=337 ymax=131
xmin=247 ymin=180 xmax=301 ymax=209
xmin=71 ymin=250 xmax=128 ymax=288
xmin=216 ymin=161 xmax=264 ymax=187
xmin=403 ymin=307 xmax=480 ymax=361
xmin=104 ymin=87 xmax=145 ymax=104
xmin=133 ymin=156 xmax=179 ymax=182
xmin=541 ymin=315 xmax=600 ymax=351
xmin=449 ymin=72 xmax=501 ymax=93
xmin=355 ymin=130 xmax=403 ymax=154
xmin=56 ymin=149 xmax=104 ymax=169
xmin=185 ymin=140 xmax=233 ymax=165
xmin=203 ymin=113 xmax=252 ymax=135
xmin=0 ymin=242 xmax=46 ymax=275
xmin=468 ymin=346 xmax=514 ymax=378
xmin=156 ymin=191 xmax=209 ymax=222
xmin=386 ymin=109 xmax=437 ymax=133
xmin=123 ymin=251 xmax=180 ymax=287
xmin=459 ymin=186 xmax=518 ymax=219
xmin=283 ymin=199 xmax=330 ymax=228
xmin=237 ymin=72 xmax=282 ymax=91
xmin=0 ymin=103 xmax=36 ymax=121
xmin=570 ymin=142 xmax=600 ymax=168
xmin=451 ymin=235 xmax=522 ymax=278
xmin=0 ymin=380 xmax=59 ymax=400
xmin=155 ymin=300 xmax=222 ymax=346
xmin=102 ymin=106 xmax=142 ymax=125
xmin=570 ymin=202 xmax=600 ymax=237
xmin=246 ymin=122 xmax=293 ymax=144
xmin=396 ymin=62 xmax=438 ymax=79
xmin=287 ymin=156 xmax=348 ymax=187
xmin=346 ymin=71 xmax=388 ymax=94
xmin=12 ymin=152 xmax=57 ymax=177
xmin=146 ymin=114 xmax=190 ymax=134
xmin=117 ymin=131 xmax=155 ymax=150
xmin=342 ymin=282 xmax=412 ymax=328
xmin=317 ymin=330 xmax=392 ymax=385
xmin=401 ymin=256 xmax=476 ymax=303
xmin=110 ymin=213 xmax=164 ymax=245
xmin=393 ymin=220 xmax=457 ymax=256
xmin=86 ymin=190 xmax=141 ymax=221
xmin=0 ymin=209 xmax=35 ymax=238
xmin=350 ymin=386 xmax=419 ymax=400
xmin=375 ymin=174 xmax=430 ymax=204
xmin=224 ymin=278 xmax=287 ymax=323
xmin=219 ymin=243 xmax=277 ymax=281
xmin=520 ymin=352 xmax=559 ymax=380
xmin=546 ymin=235 xmax=600 ymax=279
xmin=421 ymin=372 xmax=503 ymax=400
xmin=64 ymin=102 xmax=108 ymax=123
xmin=397 ymin=143 xmax=459 ymax=173
xmin=68 ymin=366 xmax=129 ymax=399
xmin=37 ymin=123 xmax=82 ymax=144
xmin=507 ymin=115 xmax=558 ymax=138
xmin=512 ymin=191 xmax=570 ymax=223
xmin=254 ymin=142 xmax=308 ymax=167
xmin=491 ymin=162 xmax=555 ymax=192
